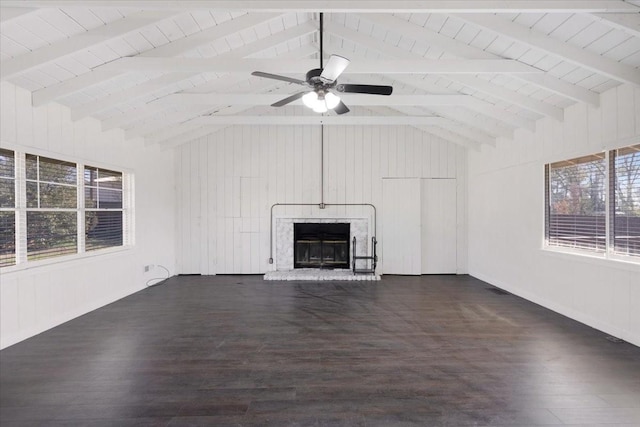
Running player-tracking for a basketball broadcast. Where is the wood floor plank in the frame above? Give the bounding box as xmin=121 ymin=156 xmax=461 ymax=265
xmin=1 ymin=275 xmax=639 ymax=426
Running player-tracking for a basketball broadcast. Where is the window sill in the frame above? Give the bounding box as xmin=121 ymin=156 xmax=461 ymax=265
xmin=541 ymin=246 xmax=640 ymax=272
xmin=0 ymin=245 xmax=134 ymax=274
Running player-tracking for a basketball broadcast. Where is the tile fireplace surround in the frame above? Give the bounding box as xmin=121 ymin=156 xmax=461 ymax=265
xmin=264 ymin=217 xmax=380 ymax=281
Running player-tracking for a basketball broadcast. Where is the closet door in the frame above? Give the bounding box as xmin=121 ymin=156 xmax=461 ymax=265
xmin=421 ymin=179 xmax=457 ymax=274
xmin=382 ymin=178 xmax=421 ymax=275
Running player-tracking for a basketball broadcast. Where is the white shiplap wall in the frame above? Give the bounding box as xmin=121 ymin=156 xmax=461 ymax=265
xmin=468 ymin=83 xmax=640 ymax=347
xmin=0 ymin=82 xmax=176 ymax=349
xmin=175 ymin=125 xmax=468 ymax=275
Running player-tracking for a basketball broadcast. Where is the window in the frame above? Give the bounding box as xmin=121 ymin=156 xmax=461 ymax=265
xmin=0 ymin=149 xmax=16 ymax=267
xmin=546 ymin=154 xmax=606 ymax=252
xmin=84 ymin=166 xmax=123 ymax=251
xmin=26 ymin=154 xmax=78 ymax=260
xmin=0 ymin=149 xmax=131 ymax=269
xmin=611 ymin=145 xmax=640 ymax=257
xmin=545 ymin=144 xmax=640 ymax=261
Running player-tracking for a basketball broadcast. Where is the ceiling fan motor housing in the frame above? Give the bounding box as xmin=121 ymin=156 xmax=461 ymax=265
xmin=306 ymin=68 xmax=335 ymax=88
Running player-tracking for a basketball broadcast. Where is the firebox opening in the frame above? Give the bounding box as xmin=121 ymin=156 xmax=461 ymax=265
xmin=294 ymin=223 xmax=350 ymax=269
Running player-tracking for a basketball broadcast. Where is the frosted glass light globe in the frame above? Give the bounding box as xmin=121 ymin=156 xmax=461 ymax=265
xmin=324 ymin=92 xmax=340 ymax=109
xmin=302 ymin=91 xmax=318 ymax=108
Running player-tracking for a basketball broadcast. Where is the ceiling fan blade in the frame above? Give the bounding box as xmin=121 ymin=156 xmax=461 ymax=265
xmin=320 ymin=55 xmax=350 ymax=83
xmin=252 ymin=71 xmax=307 ymax=86
xmin=271 ymin=91 xmax=307 ymax=107
xmin=334 ymin=101 xmax=350 ymax=115
xmin=337 ymin=84 xmax=393 ymax=96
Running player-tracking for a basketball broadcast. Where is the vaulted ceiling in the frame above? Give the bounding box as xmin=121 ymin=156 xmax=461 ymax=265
xmin=1 ymin=1 xmax=639 ymax=150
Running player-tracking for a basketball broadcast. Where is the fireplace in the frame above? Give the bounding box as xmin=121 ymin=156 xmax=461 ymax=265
xmin=294 ymin=223 xmax=350 ymax=269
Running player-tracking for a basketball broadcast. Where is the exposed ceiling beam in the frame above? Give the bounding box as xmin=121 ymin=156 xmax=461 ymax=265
xmin=99 ymin=44 xmax=319 ymax=130
xmin=3 ymin=1 xmax=637 ymax=13
xmin=455 ymin=13 xmax=640 ymax=87
xmin=0 ymin=7 xmax=37 ymax=23
xmin=31 ymin=12 xmax=284 ymax=106
xmin=358 ymin=14 xmax=600 ymax=106
xmin=102 ymin=57 xmax=542 ymax=74
xmin=453 ymin=74 xmax=562 ymax=121
xmin=1 ymin=10 xmax=176 ymax=79
xmin=412 ymin=125 xmax=481 ymax=151
xmin=157 ymin=126 xmax=227 ymax=150
xmin=190 ymin=115 xmax=453 ymax=126
xmin=591 ymin=12 xmax=640 ymax=38
xmin=378 ymin=105 xmax=496 ymax=146
xmin=153 ymin=93 xmax=499 ymax=107
xmin=326 ymin=43 xmax=536 ymax=132
xmin=426 ymin=106 xmax=514 ymax=139
xmin=326 ymin=22 xmax=564 ymax=121
xmin=70 ymin=26 xmax=317 ymax=120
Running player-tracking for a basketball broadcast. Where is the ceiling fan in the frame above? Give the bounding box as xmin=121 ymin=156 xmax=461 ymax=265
xmin=251 ymin=13 xmax=393 ymax=115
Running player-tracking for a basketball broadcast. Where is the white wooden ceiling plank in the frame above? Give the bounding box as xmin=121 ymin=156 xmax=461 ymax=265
xmin=79 ymin=36 xmax=316 ymax=123
xmin=547 ymin=13 xmax=595 ymax=41
xmin=144 ymin=13 xmax=281 ymax=57
xmin=454 ymin=13 xmax=640 ymax=86
xmin=172 ymin=12 xmax=202 ymax=36
xmin=591 ymin=13 xmax=640 ymax=38
xmin=454 ymin=74 xmax=559 ymax=119
xmin=605 ymin=39 xmax=640 ymax=62
xmin=567 ymin=21 xmax=613 ymax=47
xmin=0 ymin=7 xmax=37 ymax=24
xmin=155 ymin=126 xmax=225 ymax=150
xmin=509 ymin=12 xmax=546 ymax=28
xmin=155 ymin=16 xmax=187 ymax=43
xmin=4 ymin=1 xmax=639 ymax=13
xmin=39 ymin=9 xmax=87 ymax=35
xmin=327 ymin=41 xmax=537 ymax=130
xmin=330 ymin=19 xmax=567 ymax=118
xmin=358 ymin=13 xmax=600 ymax=105
xmin=528 ymin=12 xmax=573 ymax=36
xmin=412 ymin=125 xmax=480 ymax=151
xmin=585 ymin=29 xmax=633 ymax=55
xmin=16 ymin=15 xmax=67 ymax=46
xmin=430 ymin=105 xmax=515 ymax=138
xmin=30 ymin=12 xmax=286 ymax=105
xmin=137 ymin=24 xmax=171 ymax=48
xmin=59 ymin=8 xmax=105 ymax=28
xmin=70 ymin=72 xmax=193 ymax=120
xmin=439 ymin=16 xmax=466 ymax=39
xmin=0 ymin=33 xmax=30 ymax=58
xmin=1 ymin=21 xmax=48 ymax=53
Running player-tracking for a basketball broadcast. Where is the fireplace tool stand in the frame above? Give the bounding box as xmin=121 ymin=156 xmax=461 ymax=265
xmin=352 ymin=236 xmax=377 ymax=275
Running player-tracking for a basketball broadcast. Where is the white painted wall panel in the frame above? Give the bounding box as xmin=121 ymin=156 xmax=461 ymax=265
xmin=382 ymin=178 xmax=421 ymax=275
xmin=468 ymin=83 xmax=640 ymax=348
xmin=175 ymin=125 xmax=468 ymax=275
xmin=0 ymin=81 xmax=175 ymax=349
xmin=421 ymin=179 xmax=457 ymax=274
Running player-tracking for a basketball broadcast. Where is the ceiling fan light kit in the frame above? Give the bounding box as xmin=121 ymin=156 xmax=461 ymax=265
xmin=251 ymin=13 xmax=393 ymax=115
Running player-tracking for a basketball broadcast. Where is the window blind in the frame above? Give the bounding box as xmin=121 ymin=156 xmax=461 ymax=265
xmin=547 ymin=153 xmax=607 ymax=252
xmin=26 ymin=155 xmax=78 ymax=261
xmin=612 ymin=144 xmax=640 ymax=257
xmin=0 ymin=149 xmax=15 ymax=266
xmin=84 ymin=166 xmax=123 ymax=251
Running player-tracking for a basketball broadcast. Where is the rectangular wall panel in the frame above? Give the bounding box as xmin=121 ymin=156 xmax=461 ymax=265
xmin=382 ymin=178 xmax=421 ymax=275
xmin=421 ymin=179 xmax=457 ymax=274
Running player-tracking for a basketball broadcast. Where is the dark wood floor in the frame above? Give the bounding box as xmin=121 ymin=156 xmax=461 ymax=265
xmin=1 ymin=275 xmax=640 ymax=426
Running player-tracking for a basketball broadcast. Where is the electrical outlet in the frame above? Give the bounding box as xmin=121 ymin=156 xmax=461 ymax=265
xmin=144 ymin=265 xmax=150 ymax=272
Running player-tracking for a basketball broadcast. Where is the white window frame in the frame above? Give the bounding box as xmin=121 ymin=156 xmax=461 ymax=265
xmin=0 ymin=147 xmax=134 ymax=272
xmin=544 ymin=144 xmax=640 ymax=265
